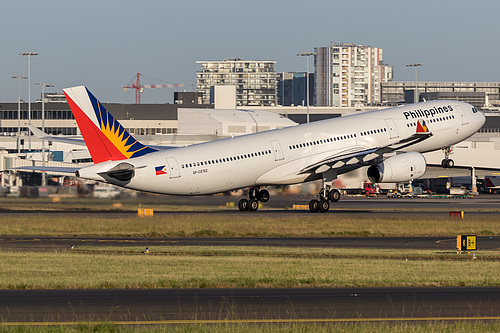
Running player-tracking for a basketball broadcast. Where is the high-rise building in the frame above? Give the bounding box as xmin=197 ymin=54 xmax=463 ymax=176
xmin=277 ymin=72 xmax=314 ymax=106
xmin=315 ymin=42 xmax=393 ymax=107
xmin=196 ymin=58 xmax=277 ymax=106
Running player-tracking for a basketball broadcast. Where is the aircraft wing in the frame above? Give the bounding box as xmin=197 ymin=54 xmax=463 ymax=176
xmin=300 ymin=124 xmax=433 ymax=175
xmin=28 ymin=125 xmax=179 ymax=150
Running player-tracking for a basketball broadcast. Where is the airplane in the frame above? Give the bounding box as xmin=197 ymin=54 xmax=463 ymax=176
xmin=31 ymin=86 xmax=486 ymax=212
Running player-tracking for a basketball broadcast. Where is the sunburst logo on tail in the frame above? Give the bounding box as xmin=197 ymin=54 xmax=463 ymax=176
xmin=96 ymin=102 xmax=149 ymax=159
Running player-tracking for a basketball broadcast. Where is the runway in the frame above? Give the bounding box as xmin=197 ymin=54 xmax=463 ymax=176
xmin=0 ymin=194 xmax=500 ymax=217
xmin=1 ymin=288 xmax=499 ymax=324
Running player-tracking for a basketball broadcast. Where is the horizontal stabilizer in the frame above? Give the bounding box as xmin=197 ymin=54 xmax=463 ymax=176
xmin=12 ymin=166 xmax=79 ymax=174
xmin=29 ymin=125 xmax=180 ymax=150
xmin=28 ymin=125 xmax=86 ymax=146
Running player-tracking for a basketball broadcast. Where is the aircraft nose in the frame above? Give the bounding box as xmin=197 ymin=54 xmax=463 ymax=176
xmin=478 ymin=110 xmax=486 ymax=128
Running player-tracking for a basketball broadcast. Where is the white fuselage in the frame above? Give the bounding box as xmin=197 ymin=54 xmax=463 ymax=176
xmin=78 ymin=100 xmax=485 ymax=195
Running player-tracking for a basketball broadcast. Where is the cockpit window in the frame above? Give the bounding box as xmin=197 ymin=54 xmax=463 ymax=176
xmin=472 ymin=107 xmax=478 ymax=113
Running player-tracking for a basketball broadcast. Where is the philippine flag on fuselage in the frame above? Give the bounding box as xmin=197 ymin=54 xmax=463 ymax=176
xmin=155 ymin=165 xmax=167 ymax=176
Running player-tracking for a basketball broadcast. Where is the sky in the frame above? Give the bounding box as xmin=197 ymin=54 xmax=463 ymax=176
xmin=0 ymin=0 xmax=498 ymax=104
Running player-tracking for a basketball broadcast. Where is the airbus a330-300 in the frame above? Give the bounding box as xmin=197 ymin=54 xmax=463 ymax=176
xmin=39 ymin=86 xmax=486 ymax=212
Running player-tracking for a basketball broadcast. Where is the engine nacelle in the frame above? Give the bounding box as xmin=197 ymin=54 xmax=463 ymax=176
xmin=367 ymin=152 xmax=426 ymax=183
xmin=77 ymin=161 xmax=135 ymax=185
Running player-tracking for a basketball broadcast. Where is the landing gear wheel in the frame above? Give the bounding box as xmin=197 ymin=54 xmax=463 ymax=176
xmin=328 ymin=189 xmax=341 ymax=202
xmin=239 ymin=187 xmax=269 ymax=212
xmin=309 ymin=199 xmax=319 ymax=213
xmin=257 ymin=189 xmax=270 ymax=202
xmin=248 ymin=198 xmax=259 ymax=212
xmin=318 ymin=199 xmax=330 ymax=213
xmin=441 ymin=158 xmax=454 ymax=168
xmin=238 ymin=199 xmax=249 ymax=211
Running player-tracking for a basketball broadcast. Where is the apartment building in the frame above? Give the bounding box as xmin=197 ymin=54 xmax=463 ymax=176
xmin=315 ymin=42 xmax=393 ymax=107
xmin=196 ymin=58 xmax=277 ymax=106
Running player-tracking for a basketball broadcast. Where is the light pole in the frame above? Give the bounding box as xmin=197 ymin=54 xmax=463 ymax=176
xmin=35 ymin=83 xmax=53 ymax=181
xmin=35 ymin=83 xmax=53 ymax=136
xmin=297 ymin=52 xmax=316 ymax=123
xmin=11 ymin=75 xmax=27 ymax=153
xmin=19 ymin=52 xmax=39 ymax=150
xmin=406 ymin=63 xmax=422 ymax=103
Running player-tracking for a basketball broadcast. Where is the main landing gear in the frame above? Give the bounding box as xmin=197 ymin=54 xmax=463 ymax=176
xmin=309 ymin=188 xmax=340 ymax=213
xmin=238 ymin=187 xmax=270 ymax=212
xmin=441 ymin=147 xmax=454 ymax=168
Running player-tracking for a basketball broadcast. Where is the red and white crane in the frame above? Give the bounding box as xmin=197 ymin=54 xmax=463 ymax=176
xmin=123 ymin=73 xmax=184 ymax=104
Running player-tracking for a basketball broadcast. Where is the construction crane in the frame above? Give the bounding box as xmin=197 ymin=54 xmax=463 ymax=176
xmin=123 ymin=73 xmax=184 ymax=104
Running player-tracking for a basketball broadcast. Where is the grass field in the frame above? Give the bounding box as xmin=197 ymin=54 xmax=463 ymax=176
xmin=0 ymin=213 xmax=498 ymax=237
xmin=0 ymin=321 xmax=499 ymax=332
xmin=1 ymin=321 xmax=500 ymax=333
xmin=0 ymin=246 xmax=498 ymax=289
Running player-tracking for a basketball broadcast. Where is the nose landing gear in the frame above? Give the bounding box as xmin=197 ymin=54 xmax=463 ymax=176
xmin=441 ymin=147 xmax=454 ymax=168
xmin=441 ymin=158 xmax=454 ymax=168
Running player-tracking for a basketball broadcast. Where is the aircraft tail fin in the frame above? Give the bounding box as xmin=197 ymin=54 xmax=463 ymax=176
xmin=63 ymin=86 xmax=157 ymax=164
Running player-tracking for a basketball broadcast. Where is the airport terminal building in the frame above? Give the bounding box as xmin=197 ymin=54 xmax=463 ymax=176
xmin=381 ymin=81 xmax=500 ymax=108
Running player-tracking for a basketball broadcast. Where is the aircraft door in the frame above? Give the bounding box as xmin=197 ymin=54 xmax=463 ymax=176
xmin=384 ymin=119 xmax=399 ymax=139
xmin=165 ymin=157 xmax=181 ymax=179
xmin=270 ymin=140 xmax=284 ymax=161
xmin=455 ymin=105 xmax=469 ymax=125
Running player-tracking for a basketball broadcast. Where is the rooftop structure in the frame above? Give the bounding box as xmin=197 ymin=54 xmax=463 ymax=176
xmin=178 ymin=108 xmax=296 ymax=136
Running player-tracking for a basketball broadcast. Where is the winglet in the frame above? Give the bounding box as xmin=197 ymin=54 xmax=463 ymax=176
xmin=63 ymin=86 xmax=157 ymax=163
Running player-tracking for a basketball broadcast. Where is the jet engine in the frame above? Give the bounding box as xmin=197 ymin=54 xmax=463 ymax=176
xmin=367 ymin=152 xmax=426 ymax=183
